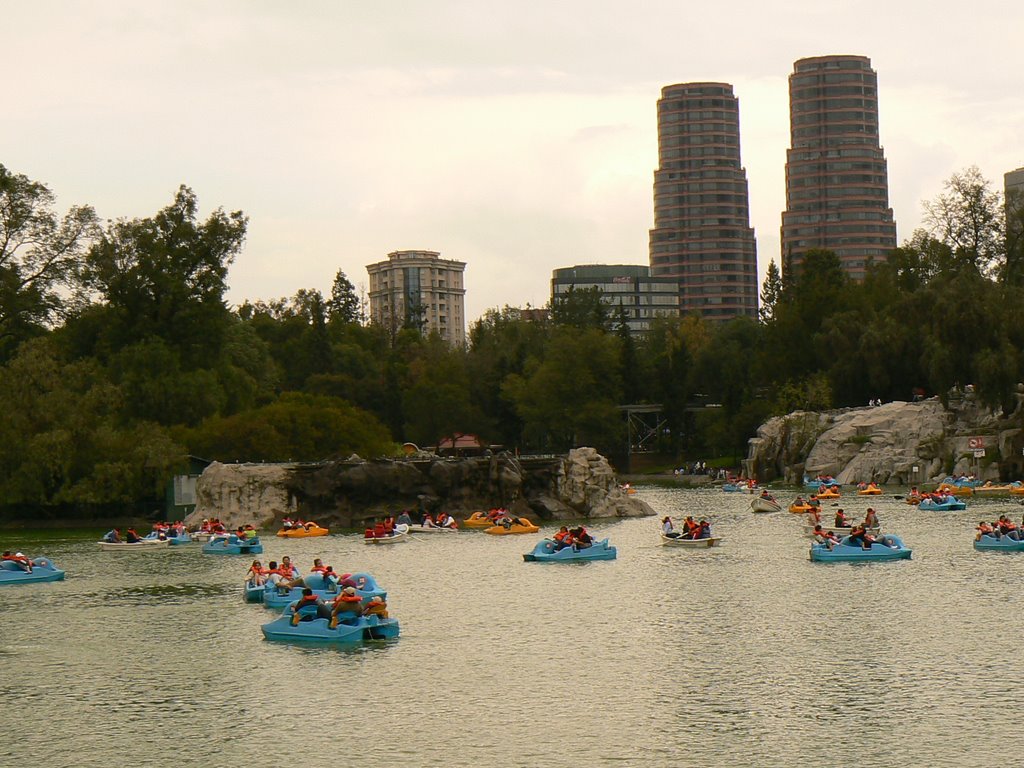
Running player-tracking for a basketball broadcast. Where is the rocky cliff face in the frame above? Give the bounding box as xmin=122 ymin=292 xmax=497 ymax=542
xmin=745 ymin=391 xmax=1024 ymax=485
xmin=186 ymin=447 xmax=654 ymax=529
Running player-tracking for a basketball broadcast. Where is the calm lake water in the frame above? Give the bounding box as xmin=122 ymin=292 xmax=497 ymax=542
xmin=3 ymin=486 xmax=1024 ymax=768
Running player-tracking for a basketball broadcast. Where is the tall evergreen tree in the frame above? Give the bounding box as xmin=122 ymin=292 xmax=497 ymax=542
xmin=759 ymin=259 xmax=784 ymax=324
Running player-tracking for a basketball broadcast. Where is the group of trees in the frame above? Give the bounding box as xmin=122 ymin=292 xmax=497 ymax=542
xmin=0 ymin=162 xmax=1021 ymax=512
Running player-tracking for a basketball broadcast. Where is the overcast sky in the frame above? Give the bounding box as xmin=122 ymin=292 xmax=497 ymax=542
xmin=3 ymin=1 xmax=1021 ymax=324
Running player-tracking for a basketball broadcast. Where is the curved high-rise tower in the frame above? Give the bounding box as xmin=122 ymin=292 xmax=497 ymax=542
xmin=648 ymin=82 xmax=758 ymax=320
xmin=781 ymin=55 xmax=897 ymax=279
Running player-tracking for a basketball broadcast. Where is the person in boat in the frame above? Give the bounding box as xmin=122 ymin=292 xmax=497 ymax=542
xmin=281 ymin=516 xmax=294 ymax=530
xmin=290 ymin=588 xmax=332 ymax=625
xmin=662 ymin=517 xmax=681 ymax=538
xmin=998 ymin=517 xmax=1023 ymax=540
xmin=977 ymin=521 xmax=996 ymax=540
xmin=396 ymin=510 xmax=412 ymax=527
xmin=694 ymin=520 xmax=711 ymax=539
xmin=264 ymin=561 xmax=287 ymax=589
xmin=834 ymin=509 xmax=850 ymax=529
xmin=500 ymin=515 xmax=515 ymax=530
xmin=2 ymin=551 xmax=33 ymax=572
xmin=246 ymin=559 xmax=266 ymax=586
xmin=321 ymin=566 xmax=338 ymax=589
xmin=243 ymin=524 xmax=258 ymax=539
xmin=760 ymin=489 xmax=774 ymax=501
xmin=807 ymin=506 xmax=822 ymax=525
xmin=102 ymin=528 xmax=121 ymax=543
xmin=439 ymin=513 xmax=457 ymax=529
xmin=328 ymin=586 xmax=364 ymax=628
xmin=793 ymin=496 xmax=806 ymax=507
xmin=812 ymin=525 xmax=839 ymax=547
xmin=864 ymin=508 xmax=880 ymax=528
xmin=278 ymin=556 xmax=298 ymax=579
xmin=382 ymin=515 xmax=396 ymax=534
xmin=125 ymin=528 xmax=143 ymax=543
xmin=554 ymin=526 xmax=573 ymax=549
xmin=337 ymin=572 xmax=365 ymax=590
xmin=421 ymin=513 xmax=436 ymax=528
xmin=573 ymin=527 xmax=593 ymax=549
xmin=362 ymin=595 xmax=389 ymax=619
xmin=847 ymin=524 xmax=873 ymax=550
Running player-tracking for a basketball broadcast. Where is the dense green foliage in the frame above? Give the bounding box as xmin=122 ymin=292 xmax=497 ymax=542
xmin=0 ymin=163 xmax=1022 ymax=512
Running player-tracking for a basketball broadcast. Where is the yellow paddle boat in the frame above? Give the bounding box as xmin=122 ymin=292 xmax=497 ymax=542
xmin=1011 ymin=485 xmax=1024 ymax=496
xmin=975 ymin=482 xmax=1019 ymax=494
xmin=276 ymin=522 xmax=329 ymax=538
xmin=484 ymin=519 xmax=540 ymax=535
xmin=789 ymin=502 xmax=814 ymax=514
xmin=814 ymin=488 xmax=841 ymax=499
xmin=857 ymin=483 xmax=882 ymax=495
xmin=462 ymin=511 xmax=500 ymax=528
xmin=936 ymin=483 xmax=973 ymax=497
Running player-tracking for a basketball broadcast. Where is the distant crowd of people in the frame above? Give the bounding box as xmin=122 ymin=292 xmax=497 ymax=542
xmin=673 ymin=462 xmax=731 ymax=479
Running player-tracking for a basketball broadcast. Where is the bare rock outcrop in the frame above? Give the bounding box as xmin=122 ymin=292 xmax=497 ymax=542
xmin=186 ymin=447 xmax=654 ymax=529
xmin=745 ymin=390 xmax=1024 ymax=485
xmin=189 ymin=461 xmax=299 ymax=529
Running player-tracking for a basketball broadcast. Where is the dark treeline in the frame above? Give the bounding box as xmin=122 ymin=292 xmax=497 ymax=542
xmin=1 ymin=163 xmax=1022 ymax=512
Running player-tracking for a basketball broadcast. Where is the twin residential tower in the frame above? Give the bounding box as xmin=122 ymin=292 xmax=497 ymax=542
xmin=649 ymin=55 xmax=897 ymax=321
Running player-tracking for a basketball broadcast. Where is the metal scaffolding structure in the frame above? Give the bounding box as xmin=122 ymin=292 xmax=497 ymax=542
xmin=618 ymin=404 xmax=666 ymax=454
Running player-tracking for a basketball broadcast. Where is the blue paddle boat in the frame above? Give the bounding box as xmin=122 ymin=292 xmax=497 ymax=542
xmin=142 ymin=529 xmax=191 ymax=544
xmin=261 ymin=604 xmax=400 ymax=643
xmin=523 ymin=538 xmax=617 ymax=562
xmin=918 ymin=496 xmax=967 ymax=511
xmin=244 ymin=581 xmax=266 ymax=603
xmin=810 ymin=534 xmax=912 ymax=562
xmin=261 ymin=572 xmax=387 ymax=610
xmin=973 ymin=534 xmax=1024 ymax=552
xmin=202 ymin=535 xmax=263 ymax=555
xmin=0 ymin=557 xmax=66 ymax=585
xmin=804 ymin=476 xmax=840 ymax=491
xmin=722 ymin=483 xmax=742 ymax=492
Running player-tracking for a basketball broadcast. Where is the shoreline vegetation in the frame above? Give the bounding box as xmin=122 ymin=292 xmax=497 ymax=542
xmin=1 ymin=165 xmax=1022 ymax=517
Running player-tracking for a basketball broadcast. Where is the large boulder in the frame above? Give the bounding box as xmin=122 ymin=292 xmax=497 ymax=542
xmin=554 ymin=447 xmax=654 ymax=518
xmin=187 ymin=461 xmax=298 ymax=530
xmin=745 ymin=390 xmax=1024 ymax=485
